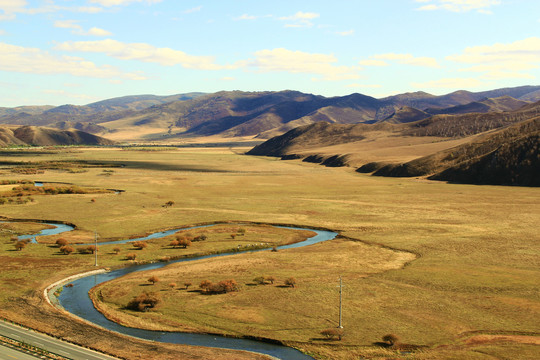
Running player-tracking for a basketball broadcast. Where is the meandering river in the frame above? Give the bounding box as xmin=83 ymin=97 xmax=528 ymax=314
xmin=37 ymin=223 xmax=338 ymax=360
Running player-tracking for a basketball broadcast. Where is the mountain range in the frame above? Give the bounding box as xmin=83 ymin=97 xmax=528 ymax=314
xmin=1 ymin=86 xmax=538 ymax=186
xmin=1 ymin=86 xmax=540 ymax=142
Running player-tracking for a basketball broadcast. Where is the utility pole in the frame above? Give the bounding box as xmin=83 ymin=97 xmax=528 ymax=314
xmin=94 ymin=231 xmax=98 ymax=267
xmin=338 ymin=276 xmax=343 ymax=329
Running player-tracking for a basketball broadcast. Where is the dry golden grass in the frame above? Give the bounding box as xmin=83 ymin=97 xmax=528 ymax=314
xmin=0 ymin=147 xmax=538 ymax=360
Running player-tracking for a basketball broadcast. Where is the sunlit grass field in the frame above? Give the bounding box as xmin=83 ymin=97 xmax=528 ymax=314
xmin=0 ymin=147 xmax=538 ymax=360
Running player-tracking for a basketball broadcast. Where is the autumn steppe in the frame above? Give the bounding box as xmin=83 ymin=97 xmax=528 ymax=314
xmin=0 ymin=147 xmax=538 ymax=360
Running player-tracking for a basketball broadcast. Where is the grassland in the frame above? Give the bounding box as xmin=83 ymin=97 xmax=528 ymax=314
xmin=0 ymin=146 xmax=538 ymax=360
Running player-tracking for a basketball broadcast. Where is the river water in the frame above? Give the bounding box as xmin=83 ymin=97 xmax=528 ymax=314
xmin=53 ymin=224 xmax=338 ymax=360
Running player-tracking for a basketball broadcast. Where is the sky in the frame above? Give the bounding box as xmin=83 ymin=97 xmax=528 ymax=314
xmin=1 ymin=0 xmax=539 ymax=107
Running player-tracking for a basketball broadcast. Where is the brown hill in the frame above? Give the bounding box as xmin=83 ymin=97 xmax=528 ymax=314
xmin=0 ymin=126 xmax=115 ymax=147
xmin=369 ymin=117 xmax=539 ymax=186
xmin=378 ymin=106 xmax=430 ymax=124
xmin=425 ymin=96 xmax=528 ymax=115
xmin=3 ymin=86 xmax=540 ymax=141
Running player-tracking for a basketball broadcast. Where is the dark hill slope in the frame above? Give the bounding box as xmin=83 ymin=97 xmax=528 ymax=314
xmin=247 ymin=121 xmax=396 ymax=157
xmin=0 ymin=126 xmax=115 ymax=147
xmin=371 ymin=117 xmax=539 ymax=186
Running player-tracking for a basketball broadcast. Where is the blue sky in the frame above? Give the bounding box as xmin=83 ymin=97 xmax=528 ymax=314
xmin=1 ymin=0 xmax=539 ymax=106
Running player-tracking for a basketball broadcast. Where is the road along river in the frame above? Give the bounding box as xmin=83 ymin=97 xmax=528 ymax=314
xmin=46 ymin=223 xmax=338 ymax=360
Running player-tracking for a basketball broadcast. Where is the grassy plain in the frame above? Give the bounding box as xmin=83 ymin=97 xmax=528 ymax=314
xmin=0 ymin=147 xmax=538 ymax=360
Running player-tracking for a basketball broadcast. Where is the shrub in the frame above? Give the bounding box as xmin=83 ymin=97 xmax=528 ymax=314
xmin=265 ymin=276 xmax=276 ymax=284
xmin=382 ymin=334 xmax=399 ymax=347
xmin=321 ymin=328 xmax=344 ymax=340
xmin=126 ymin=292 xmax=161 ymax=312
xmin=253 ymin=276 xmax=267 ymax=285
xmin=56 ymin=238 xmax=68 ymax=247
xmin=184 ymin=281 xmax=192 ymax=290
xmin=209 ymin=279 xmax=239 ymax=294
xmin=125 ymin=253 xmax=137 ymax=261
xmin=147 ymin=275 xmax=160 ymax=285
xmin=132 ymin=241 xmax=148 ymax=250
xmin=113 ymin=247 xmax=121 ymax=254
xmin=193 ymin=234 xmax=207 ymax=241
xmin=60 ymin=245 xmax=74 ymax=255
xmin=285 ymin=277 xmax=297 ymax=288
xmin=14 ymin=241 xmax=26 ymax=251
xmin=168 ymin=282 xmax=176 ymax=290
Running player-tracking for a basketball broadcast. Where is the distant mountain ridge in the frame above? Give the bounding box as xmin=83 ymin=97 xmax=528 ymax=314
xmin=1 ymin=86 xmax=539 ymax=141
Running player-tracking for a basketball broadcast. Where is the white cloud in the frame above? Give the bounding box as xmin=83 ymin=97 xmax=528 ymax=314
xmin=54 ymin=20 xmax=82 ymax=30
xmin=0 ymin=42 xmax=145 ymax=80
xmin=54 ymin=21 xmax=111 ymax=37
xmin=0 ymin=0 xmax=28 ymax=20
xmin=336 ymin=29 xmax=354 ymax=36
xmin=84 ymin=27 xmax=112 ymax=36
xmin=235 ymin=14 xmax=257 ymax=20
xmin=248 ymin=48 xmax=360 ymax=81
xmin=0 ymin=29 xmax=5 ymax=35
xmin=55 ymin=39 xmax=230 ymax=70
xmin=89 ymin=0 xmax=162 ymax=6
xmin=415 ymin=0 xmax=501 ymax=13
xmin=448 ymin=37 xmax=540 ymax=79
xmin=412 ymin=77 xmax=482 ymax=89
xmin=279 ymin=11 xmax=319 ymax=28
xmin=359 ymin=59 xmax=388 ymax=67
xmin=183 ymin=5 xmax=202 ymax=14
xmin=363 ymin=53 xmax=440 ymax=68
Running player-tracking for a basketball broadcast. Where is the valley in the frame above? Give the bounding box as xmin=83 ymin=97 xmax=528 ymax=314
xmin=0 ymin=147 xmax=538 ymax=359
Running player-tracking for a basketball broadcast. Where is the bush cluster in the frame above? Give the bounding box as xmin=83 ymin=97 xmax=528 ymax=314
xmin=199 ymin=279 xmax=239 ymax=294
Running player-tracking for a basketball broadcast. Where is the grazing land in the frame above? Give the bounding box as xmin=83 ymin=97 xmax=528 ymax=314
xmin=0 ymin=147 xmax=538 ymax=360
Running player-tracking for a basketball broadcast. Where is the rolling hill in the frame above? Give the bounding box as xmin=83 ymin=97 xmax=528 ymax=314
xmin=2 ymin=86 xmax=540 ymax=142
xmin=248 ymin=100 xmax=540 ymax=186
xmin=0 ymin=126 xmax=115 ymax=147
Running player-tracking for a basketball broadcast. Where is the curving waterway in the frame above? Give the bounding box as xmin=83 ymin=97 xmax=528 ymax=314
xmin=42 ymin=223 xmax=338 ymax=360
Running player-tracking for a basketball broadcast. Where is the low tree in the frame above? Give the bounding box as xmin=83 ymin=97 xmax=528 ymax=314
xmin=382 ymin=334 xmax=399 ymax=347
xmin=178 ymin=237 xmax=191 ymax=248
xmin=184 ymin=281 xmax=192 ymax=290
xmin=253 ymin=276 xmax=266 ymax=285
xmin=125 ymin=253 xmax=137 ymax=261
xmin=132 ymin=241 xmax=148 ymax=250
xmin=321 ymin=328 xmax=344 ymax=341
xmin=60 ymin=245 xmax=74 ymax=255
xmin=168 ymin=282 xmax=176 ymax=290
xmin=147 ymin=275 xmax=160 ymax=285
xmin=169 ymin=239 xmax=180 ymax=248
xmin=193 ymin=234 xmax=207 ymax=242
xmin=208 ymin=279 xmax=239 ymax=294
xmin=113 ymin=247 xmax=121 ymax=254
xmin=126 ymin=292 xmax=161 ymax=312
xmin=199 ymin=280 xmax=212 ymax=293
xmin=265 ymin=276 xmax=276 ymax=285
xmin=14 ymin=241 xmax=26 ymax=251
xmin=230 ymin=234 xmax=236 ymax=239
xmin=55 ymin=238 xmax=68 ymax=247
xmin=285 ymin=277 xmax=297 ymax=288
